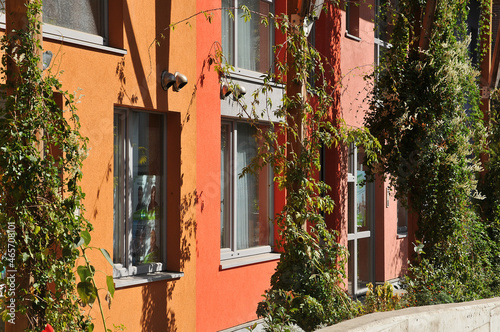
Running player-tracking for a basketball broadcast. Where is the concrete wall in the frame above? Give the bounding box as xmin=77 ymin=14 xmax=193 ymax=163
xmin=319 ymin=298 xmax=500 ymax=332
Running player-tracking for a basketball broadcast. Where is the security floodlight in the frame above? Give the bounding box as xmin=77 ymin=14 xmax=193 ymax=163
xmin=173 ymin=72 xmax=188 ymax=92
xmin=309 ymin=0 xmax=324 ymax=21
xmin=220 ymin=82 xmax=231 ymax=99
xmin=161 ymin=71 xmax=176 ymax=90
xmin=233 ymin=85 xmax=246 ymax=100
xmin=161 ymin=71 xmax=188 ymax=92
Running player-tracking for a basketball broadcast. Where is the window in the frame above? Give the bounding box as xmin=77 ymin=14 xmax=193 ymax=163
xmin=374 ymin=0 xmax=392 ymax=67
xmin=43 ymin=0 xmax=108 ymax=45
xmin=346 ymin=0 xmax=360 ymax=39
xmin=0 ymin=0 xmax=108 ymax=46
xmin=397 ymin=200 xmax=408 ymax=235
xmin=221 ymin=0 xmax=273 ymax=73
xmin=220 ymin=120 xmax=274 ymax=260
xmin=347 ymin=144 xmax=374 ymax=296
xmin=113 ymin=109 xmax=166 ymax=277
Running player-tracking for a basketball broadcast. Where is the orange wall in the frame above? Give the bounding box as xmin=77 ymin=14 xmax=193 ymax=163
xmin=41 ymin=0 xmax=198 ymax=330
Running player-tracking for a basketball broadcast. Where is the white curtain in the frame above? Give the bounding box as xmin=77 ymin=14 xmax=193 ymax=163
xmin=221 ymin=0 xmax=234 ymax=66
xmin=236 ymin=123 xmax=257 ymax=249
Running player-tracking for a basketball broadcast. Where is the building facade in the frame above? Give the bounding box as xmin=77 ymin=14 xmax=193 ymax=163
xmin=0 ymin=0 xmax=413 ymax=331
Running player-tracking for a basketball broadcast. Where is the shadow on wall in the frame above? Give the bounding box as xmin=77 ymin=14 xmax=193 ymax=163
xmin=141 ymin=281 xmax=175 ymax=331
xmin=120 ymin=0 xmax=156 ymax=108
xmin=138 ymin=111 xmax=199 ymax=331
xmin=140 ymin=29 xmax=225 ymax=332
xmin=116 ymin=56 xmax=139 ymax=105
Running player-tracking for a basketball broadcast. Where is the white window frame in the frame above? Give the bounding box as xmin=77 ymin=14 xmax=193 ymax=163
xmin=347 ymin=143 xmax=375 ymax=297
xmin=220 ymin=119 xmax=274 ymax=261
xmin=113 ymin=108 xmax=168 ymax=278
xmin=222 ymin=0 xmax=275 ymax=79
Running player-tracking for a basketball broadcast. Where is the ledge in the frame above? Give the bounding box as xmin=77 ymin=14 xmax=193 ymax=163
xmin=114 ymin=271 xmax=184 ymax=289
xmin=345 ymin=32 xmax=362 ymax=42
xmin=319 ymin=297 xmax=500 ymax=332
xmin=220 ymin=253 xmax=280 ymax=270
xmin=43 ymin=33 xmax=127 ymax=56
xmin=397 ymin=232 xmax=408 ymax=239
xmin=0 ymin=20 xmax=127 ymax=56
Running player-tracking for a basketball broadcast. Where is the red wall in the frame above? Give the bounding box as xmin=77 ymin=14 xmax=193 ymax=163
xmin=195 ymin=1 xmax=282 ymax=330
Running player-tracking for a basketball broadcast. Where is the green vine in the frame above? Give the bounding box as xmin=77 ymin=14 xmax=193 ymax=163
xmin=366 ymin=0 xmax=500 ymax=305
xmin=0 ymin=1 xmax=113 ymax=331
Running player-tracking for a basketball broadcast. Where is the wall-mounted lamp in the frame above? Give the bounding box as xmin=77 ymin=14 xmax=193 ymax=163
xmin=161 ymin=71 xmax=188 ymax=92
xmin=42 ymin=50 xmax=53 ymax=71
xmin=232 ymin=85 xmax=246 ymax=100
xmin=220 ymin=82 xmax=231 ymax=99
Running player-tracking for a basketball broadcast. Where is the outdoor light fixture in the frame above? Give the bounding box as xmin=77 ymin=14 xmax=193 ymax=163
xmin=42 ymin=50 xmax=53 ymax=71
xmin=220 ymin=82 xmax=231 ymax=100
xmin=296 ymin=0 xmax=324 ymax=19
xmin=232 ymin=85 xmax=246 ymax=100
xmin=296 ymin=0 xmax=325 ymax=36
xmin=161 ymin=71 xmax=188 ymax=92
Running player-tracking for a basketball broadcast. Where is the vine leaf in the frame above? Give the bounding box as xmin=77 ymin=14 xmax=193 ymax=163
xmin=101 ymin=248 xmax=113 ymax=267
xmin=77 ymin=281 xmax=97 ymax=305
xmin=81 ymin=230 xmax=91 ymax=246
xmin=76 ymin=265 xmax=92 ymax=282
xmin=106 ymin=275 xmax=115 ymax=298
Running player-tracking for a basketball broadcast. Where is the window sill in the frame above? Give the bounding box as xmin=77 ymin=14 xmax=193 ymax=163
xmin=114 ymin=271 xmax=184 ymax=289
xmin=43 ymin=32 xmax=127 ymax=56
xmin=397 ymin=232 xmax=408 ymax=239
xmin=0 ymin=21 xmax=127 ymax=56
xmin=220 ymin=252 xmax=280 ymax=270
xmin=345 ymin=32 xmax=361 ymax=42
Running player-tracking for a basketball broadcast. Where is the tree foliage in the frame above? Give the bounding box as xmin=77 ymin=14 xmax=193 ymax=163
xmin=366 ymin=0 xmax=500 ymax=304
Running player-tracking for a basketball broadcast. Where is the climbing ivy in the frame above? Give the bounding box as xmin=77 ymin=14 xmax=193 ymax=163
xmin=366 ymin=0 xmax=500 ymax=304
xmin=0 ymin=1 xmax=113 ymax=331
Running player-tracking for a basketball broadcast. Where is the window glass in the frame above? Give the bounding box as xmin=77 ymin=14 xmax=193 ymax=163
xmin=237 ymin=0 xmax=271 ymax=72
xmin=113 ymin=113 xmax=125 ymax=265
xmin=114 ymin=109 xmax=166 ymax=276
xmin=346 ymin=0 xmax=360 ymax=37
xmin=43 ymin=0 xmax=105 ymax=37
xmin=356 ymin=149 xmax=371 ymax=232
xmin=347 ymin=144 xmax=374 ymax=296
xmin=222 ymin=0 xmax=272 ymax=73
xmin=221 ymin=0 xmax=235 ymax=66
xmin=357 ymin=237 xmax=372 ymax=290
xmin=221 ymin=123 xmax=232 ymax=249
xmin=397 ymin=199 xmax=408 ymax=234
xmin=221 ymin=120 xmax=274 ymax=258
